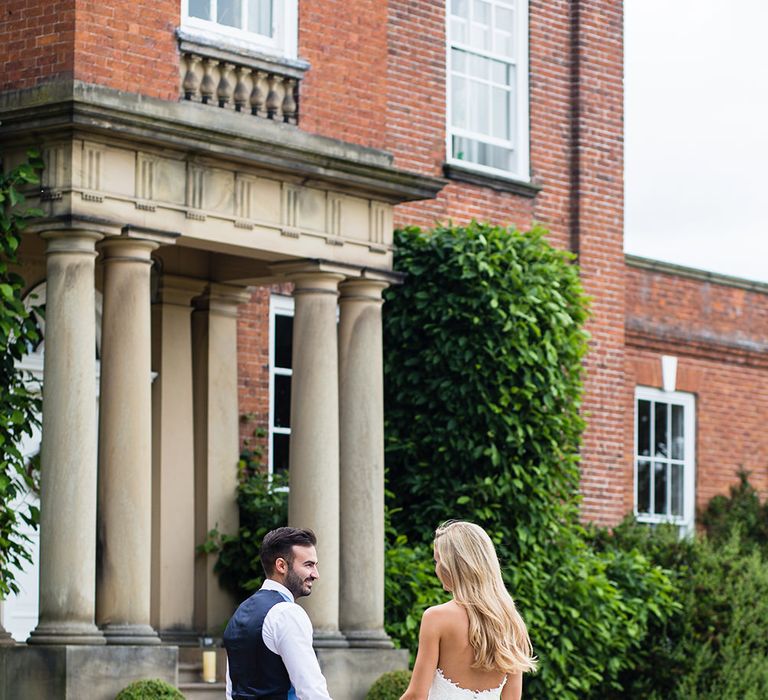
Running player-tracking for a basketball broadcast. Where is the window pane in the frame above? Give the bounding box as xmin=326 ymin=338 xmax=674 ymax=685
xmin=217 ymin=0 xmax=242 ymax=27
xmin=654 ymin=462 xmax=668 ymax=515
xmin=272 ymin=433 xmax=290 ymax=475
xmin=469 ymin=53 xmax=490 ymax=80
xmin=451 ymin=76 xmax=468 ymax=128
xmin=274 ymin=374 xmax=291 ymax=428
xmin=473 ymin=0 xmax=490 ymax=24
xmin=452 ymin=48 xmax=467 ymax=73
xmin=189 ymin=0 xmax=211 ymax=20
xmin=452 ymin=0 xmax=470 ymax=19
xmin=637 ymin=460 xmax=651 ymax=514
xmin=671 ymin=464 xmax=684 ymax=517
xmin=451 ymin=18 xmax=467 ymax=44
xmin=469 ymin=80 xmax=490 ymax=133
xmin=671 ymin=404 xmax=685 ymax=460
xmin=496 ymin=6 xmax=514 ymax=33
xmin=274 ymin=314 xmax=293 ymax=369
xmin=637 ymin=399 xmax=651 ymax=456
xmin=491 ymin=86 xmax=509 ymax=139
xmin=491 ymin=59 xmax=509 ymax=85
xmin=654 ymin=402 xmax=668 ymax=457
xmin=247 ymin=0 xmax=273 ymax=35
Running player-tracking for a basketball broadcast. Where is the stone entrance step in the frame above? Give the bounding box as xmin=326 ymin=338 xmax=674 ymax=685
xmin=179 ymin=680 xmax=227 ymax=699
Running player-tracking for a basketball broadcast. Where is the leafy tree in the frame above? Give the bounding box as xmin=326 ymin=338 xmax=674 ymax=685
xmin=0 ymin=150 xmax=44 ymax=598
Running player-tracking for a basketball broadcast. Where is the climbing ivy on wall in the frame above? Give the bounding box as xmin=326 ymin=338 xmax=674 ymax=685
xmin=0 ymin=150 xmax=44 ymax=598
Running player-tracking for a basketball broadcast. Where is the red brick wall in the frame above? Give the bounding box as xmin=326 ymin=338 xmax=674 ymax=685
xmin=72 ymin=0 xmax=179 ymax=100
xmin=0 ymin=0 xmax=75 ymax=90
xmin=567 ymin=1 xmax=626 ymax=525
xmin=626 ymin=262 xmax=768 ymax=509
xmin=298 ymin=0 xmax=389 ymax=149
xmin=1 ymin=0 xmax=179 ymax=99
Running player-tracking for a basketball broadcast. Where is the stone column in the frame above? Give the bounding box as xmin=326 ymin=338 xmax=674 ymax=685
xmin=28 ymin=229 xmax=104 ymax=645
xmin=96 ymin=234 xmax=162 ymax=644
xmin=338 ymin=278 xmax=393 ymax=647
xmin=287 ymin=269 xmax=346 ymax=644
xmin=151 ymin=275 xmax=206 ymax=641
xmin=192 ymin=284 xmax=251 ymax=634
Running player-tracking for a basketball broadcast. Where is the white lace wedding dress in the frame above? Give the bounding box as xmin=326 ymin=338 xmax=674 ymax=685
xmin=428 ymin=668 xmax=507 ymax=700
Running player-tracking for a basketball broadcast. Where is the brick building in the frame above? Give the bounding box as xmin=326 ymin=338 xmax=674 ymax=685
xmin=1 ymin=0 xmax=767 ymax=697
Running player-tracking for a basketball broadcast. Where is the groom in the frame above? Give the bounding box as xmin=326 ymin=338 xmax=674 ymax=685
xmin=224 ymin=527 xmax=333 ymax=700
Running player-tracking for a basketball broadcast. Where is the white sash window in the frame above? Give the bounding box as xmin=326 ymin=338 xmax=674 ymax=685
xmin=447 ymin=0 xmax=529 ymax=180
xmin=635 ymin=386 xmax=696 ymax=532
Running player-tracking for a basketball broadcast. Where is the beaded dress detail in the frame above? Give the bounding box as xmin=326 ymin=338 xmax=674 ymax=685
xmin=428 ymin=668 xmax=507 ymax=700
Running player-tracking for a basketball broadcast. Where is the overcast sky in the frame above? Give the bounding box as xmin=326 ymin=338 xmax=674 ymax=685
xmin=624 ymin=0 xmax=768 ymax=283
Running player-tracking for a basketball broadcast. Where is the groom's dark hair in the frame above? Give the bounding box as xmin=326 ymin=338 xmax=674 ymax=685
xmin=260 ymin=527 xmax=317 ymax=575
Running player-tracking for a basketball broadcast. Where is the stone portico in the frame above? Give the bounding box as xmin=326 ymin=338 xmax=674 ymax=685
xmin=0 ymin=80 xmax=443 ymax=699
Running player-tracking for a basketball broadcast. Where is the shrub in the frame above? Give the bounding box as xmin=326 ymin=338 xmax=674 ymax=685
xmin=700 ymin=468 xmax=768 ymax=551
xmin=201 ymin=466 xmax=288 ymax=600
xmin=366 ymin=669 xmax=412 ymax=700
xmin=592 ymin=516 xmax=768 ymax=699
xmin=114 ymin=679 xmax=184 ymax=700
xmin=383 ymin=223 xmax=678 ymax=699
xmin=0 ymin=149 xmax=44 ymax=598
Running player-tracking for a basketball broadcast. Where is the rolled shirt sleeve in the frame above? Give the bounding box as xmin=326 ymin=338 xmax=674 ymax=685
xmin=262 ymin=602 xmax=332 ymax=700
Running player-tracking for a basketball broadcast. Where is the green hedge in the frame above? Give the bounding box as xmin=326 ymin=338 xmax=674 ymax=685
xmin=382 ymin=223 xmax=678 ymax=699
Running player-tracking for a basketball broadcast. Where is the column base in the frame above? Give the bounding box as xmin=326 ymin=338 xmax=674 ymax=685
xmin=316 ymin=645 xmax=409 ymax=700
xmin=28 ymin=622 xmax=106 ymax=646
xmin=0 ymin=627 xmax=15 ymax=646
xmin=312 ymin=629 xmax=349 ymax=648
xmin=101 ymin=624 xmax=161 ymax=645
xmin=343 ymin=629 xmax=395 ymax=649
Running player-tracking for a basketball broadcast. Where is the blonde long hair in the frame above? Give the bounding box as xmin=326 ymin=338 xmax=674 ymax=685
xmin=434 ymin=521 xmax=537 ymax=674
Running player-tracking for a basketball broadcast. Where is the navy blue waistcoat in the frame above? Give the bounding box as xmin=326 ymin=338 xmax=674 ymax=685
xmin=223 ymin=589 xmax=292 ymax=700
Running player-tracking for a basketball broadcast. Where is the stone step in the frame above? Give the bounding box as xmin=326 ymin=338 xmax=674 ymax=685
xmin=179 ymin=661 xmax=202 ymax=684
xmin=179 ymin=681 xmax=227 ymax=699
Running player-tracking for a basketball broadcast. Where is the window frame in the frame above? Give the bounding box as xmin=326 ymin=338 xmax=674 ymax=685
xmin=633 ymin=386 xmax=696 ymax=532
xmin=268 ymin=294 xmax=294 ymax=481
xmin=180 ymin=0 xmax=298 ymax=58
xmin=445 ymin=0 xmax=530 ymax=181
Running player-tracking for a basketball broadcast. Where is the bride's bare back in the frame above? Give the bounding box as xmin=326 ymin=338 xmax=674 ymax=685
xmin=400 ymin=601 xmax=522 ymax=700
xmin=434 ymin=601 xmax=506 ymax=690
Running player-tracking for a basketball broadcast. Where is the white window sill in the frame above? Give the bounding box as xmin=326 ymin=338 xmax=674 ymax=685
xmin=443 ymin=162 xmax=541 ymax=198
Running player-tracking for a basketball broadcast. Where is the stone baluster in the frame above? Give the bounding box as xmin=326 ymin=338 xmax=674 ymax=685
xmin=200 ymin=59 xmax=217 ymax=105
xmin=233 ymin=67 xmax=250 ymax=112
xmin=217 ymin=62 xmax=234 ymax=108
xmin=250 ymin=71 xmax=265 ymax=117
xmin=265 ymin=74 xmax=281 ymax=120
xmin=182 ymin=54 xmax=201 ymax=100
xmin=282 ymin=78 xmax=298 ymax=124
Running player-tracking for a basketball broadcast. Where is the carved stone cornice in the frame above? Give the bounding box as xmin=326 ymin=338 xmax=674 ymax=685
xmin=0 ymin=81 xmax=446 ymax=204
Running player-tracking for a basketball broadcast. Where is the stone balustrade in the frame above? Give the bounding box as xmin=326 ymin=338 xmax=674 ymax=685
xmin=177 ymin=31 xmax=308 ymax=125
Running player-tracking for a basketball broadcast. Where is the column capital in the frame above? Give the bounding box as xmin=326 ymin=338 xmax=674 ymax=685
xmin=339 ymin=278 xmax=389 ymax=303
xmin=41 ymin=229 xmax=103 ymax=256
xmin=155 ymin=275 xmax=208 ymax=308
xmin=193 ymin=283 xmax=252 ymax=317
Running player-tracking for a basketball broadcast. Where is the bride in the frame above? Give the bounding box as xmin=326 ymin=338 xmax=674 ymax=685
xmin=399 ymin=521 xmax=536 ymax=700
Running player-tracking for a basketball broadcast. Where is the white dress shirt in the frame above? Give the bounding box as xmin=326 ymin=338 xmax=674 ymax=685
xmin=226 ymin=579 xmax=332 ymax=700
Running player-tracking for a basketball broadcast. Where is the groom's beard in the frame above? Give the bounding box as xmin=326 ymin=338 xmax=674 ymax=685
xmin=285 ymin=566 xmax=314 ymax=598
